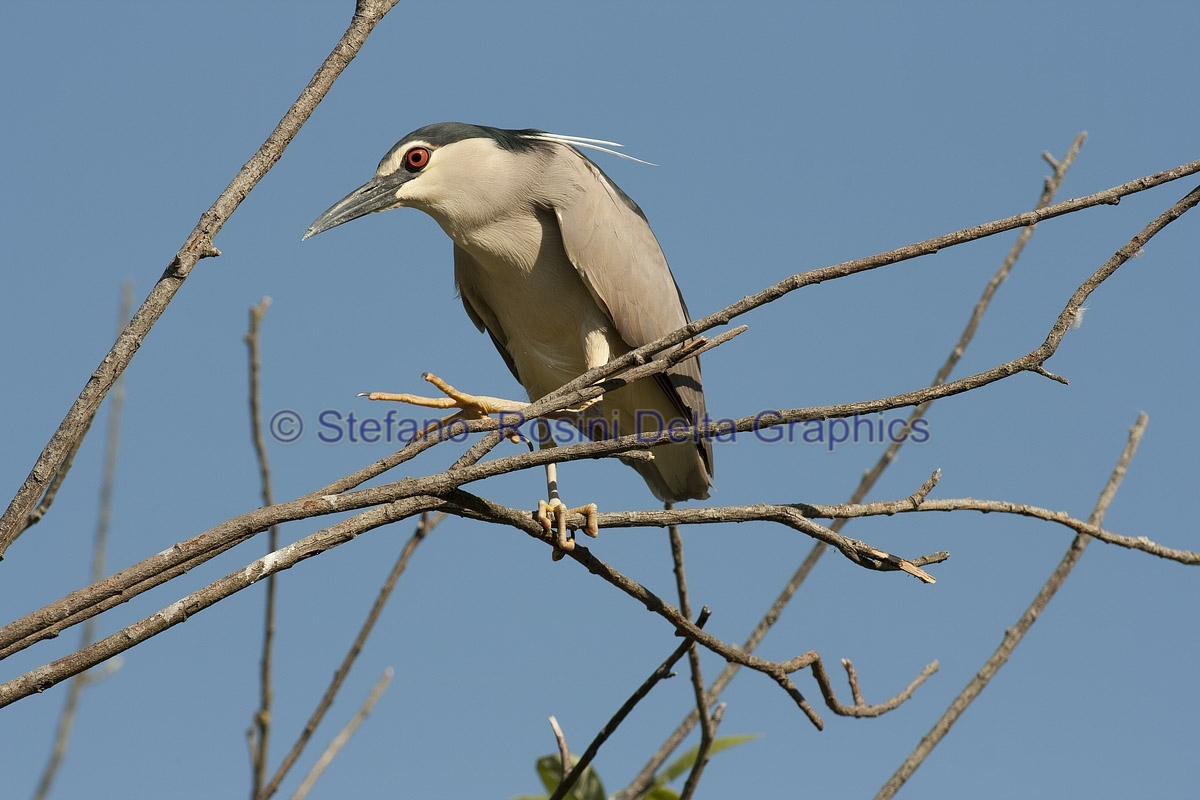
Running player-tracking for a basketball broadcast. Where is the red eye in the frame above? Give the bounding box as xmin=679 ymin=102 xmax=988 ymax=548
xmin=405 ymin=147 xmax=430 ymax=170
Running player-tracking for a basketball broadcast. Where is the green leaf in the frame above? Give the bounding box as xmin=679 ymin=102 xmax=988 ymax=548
xmin=642 ymin=787 xmax=680 ymax=800
xmin=659 ymin=734 xmax=760 ymax=784
xmin=536 ymin=755 xmax=561 ymax=793
xmin=531 ymin=753 xmax=606 ymax=800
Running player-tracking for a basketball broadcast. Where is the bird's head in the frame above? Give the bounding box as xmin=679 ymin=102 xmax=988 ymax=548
xmin=304 ymin=122 xmax=543 ymax=240
xmin=302 ymin=122 xmax=649 ymax=241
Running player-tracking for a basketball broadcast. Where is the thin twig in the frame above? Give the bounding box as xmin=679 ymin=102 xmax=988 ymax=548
xmin=441 ymin=490 xmax=935 ymax=730
xmin=290 ymin=667 xmax=393 ymax=800
xmin=548 ymin=716 xmax=571 ymax=787
xmin=580 ymin=496 xmax=1194 ymax=565
xmin=617 ymin=133 xmax=1088 ymax=800
xmin=547 ymin=610 xmax=711 ymax=800
xmin=256 ymin=511 xmax=442 ymax=800
xmin=876 ymin=412 xmax=1150 ymax=799
xmin=679 ymin=704 xmax=725 ymax=800
xmin=245 ymin=298 xmax=278 ymax=799
xmin=666 ymin=520 xmax=716 ymax=797
xmin=31 ymin=281 xmax=132 ymax=800
xmin=0 ymin=0 xmax=404 ymax=556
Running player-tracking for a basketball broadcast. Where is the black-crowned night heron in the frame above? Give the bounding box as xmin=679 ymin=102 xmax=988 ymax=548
xmin=304 ymin=122 xmax=712 ymax=551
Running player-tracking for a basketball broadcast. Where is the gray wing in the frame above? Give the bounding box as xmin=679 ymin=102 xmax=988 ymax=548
xmin=549 ymin=149 xmax=712 ymax=473
xmin=454 ymin=244 xmax=522 ymax=385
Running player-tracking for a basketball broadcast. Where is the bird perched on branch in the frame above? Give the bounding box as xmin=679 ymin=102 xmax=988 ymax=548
xmin=304 ymin=122 xmax=712 ymax=549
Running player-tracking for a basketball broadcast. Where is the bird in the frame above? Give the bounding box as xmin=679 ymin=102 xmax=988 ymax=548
xmin=303 ymin=122 xmax=712 ymax=547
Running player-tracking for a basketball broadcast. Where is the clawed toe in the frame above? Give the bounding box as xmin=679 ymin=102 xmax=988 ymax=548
xmin=536 ymin=498 xmax=599 ymax=560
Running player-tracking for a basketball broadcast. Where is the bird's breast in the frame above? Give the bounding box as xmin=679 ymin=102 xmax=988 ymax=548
xmin=450 ymin=209 xmax=623 ymax=401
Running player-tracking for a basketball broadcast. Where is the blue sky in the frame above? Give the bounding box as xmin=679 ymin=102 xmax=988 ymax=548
xmin=1 ymin=2 xmax=1197 ymax=798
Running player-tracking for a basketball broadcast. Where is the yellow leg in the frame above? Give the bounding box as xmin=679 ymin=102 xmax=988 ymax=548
xmin=364 ymin=377 xmax=600 ymax=554
xmin=534 ymin=432 xmax=599 ymax=560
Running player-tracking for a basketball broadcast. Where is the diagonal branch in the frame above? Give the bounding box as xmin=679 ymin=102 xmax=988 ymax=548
xmin=617 ymin=133 xmax=1088 ymax=799
xmin=31 ymin=282 xmax=133 ymax=800
xmin=255 ymin=511 xmax=441 ymax=800
xmin=876 ymin=412 xmax=1150 ymax=799
xmin=0 ymin=497 xmax=442 ymax=709
xmin=442 ymin=490 xmax=936 ymax=731
xmin=291 ymin=666 xmax=393 ymax=800
xmin=547 ymin=609 xmax=711 ymax=800
xmin=0 ymin=0 xmax=404 ymax=557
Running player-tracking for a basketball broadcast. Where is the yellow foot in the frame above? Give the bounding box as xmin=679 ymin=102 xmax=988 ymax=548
xmin=537 ymin=498 xmax=599 ymax=560
xmin=360 ymin=372 xmax=527 ymax=440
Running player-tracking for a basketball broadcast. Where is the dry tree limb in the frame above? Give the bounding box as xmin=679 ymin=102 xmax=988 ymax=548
xmin=31 ymin=282 xmax=132 ymax=800
xmin=617 ymin=133 xmax=1088 ymax=800
xmin=576 ymin=495 xmax=1194 ymax=566
xmin=678 ymin=702 xmax=723 ymax=800
xmin=548 ymin=716 xmax=571 ymax=788
xmin=666 ymin=523 xmax=716 ymax=796
xmin=547 ymin=610 xmax=710 ymax=800
xmin=0 ymin=0 xmax=405 ymax=556
xmin=290 ymin=666 xmax=393 ymax=800
xmin=441 ymin=490 xmax=937 ymax=731
xmin=245 ymin=298 xmax=279 ymax=799
xmin=810 ymin=497 xmax=1195 ymax=564
xmin=255 ymin=511 xmax=442 ymax=800
xmin=876 ymin=412 xmax=1151 ymax=799
xmin=0 ymin=498 xmax=443 ymax=709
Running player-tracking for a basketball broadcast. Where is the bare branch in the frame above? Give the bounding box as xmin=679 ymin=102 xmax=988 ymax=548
xmin=678 ymin=701 xmax=723 ymax=800
xmin=667 ymin=521 xmax=716 ymax=798
xmin=0 ymin=499 xmax=442 ymax=709
xmin=0 ymin=0 xmax=404 ymax=557
xmin=245 ymin=298 xmax=279 ymax=799
xmin=585 ymin=501 xmax=942 ymax=582
xmin=257 ymin=511 xmax=442 ymax=800
xmin=618 ymin=134 xmax=1088 ymax=800
xmin=826 ymin=497 xmax=1194 ymax=564
xmin=441 ymin=490 xmax=933 ymax=731
xmin=548 ymin=716 xmax=571 ymax=788
xmin=582 ymin=493 xmax=1195 ymax=565
xmin=290 ymin=667 xmax=393 ymax=800
xmin=548 ymin=610 xmax=711 ymax=800
xmin=31 ymin=282 xmax=132 ymax=800
xmin=803 ymin=655 xmax=940 ymax=719
xmin=876 ymin=412 xmax=1150 ymax=799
